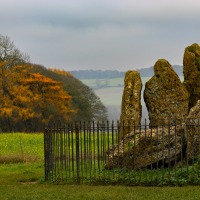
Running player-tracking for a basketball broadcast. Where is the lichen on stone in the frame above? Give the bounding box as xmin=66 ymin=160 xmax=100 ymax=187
xmin=144 ymin=59 xmax=189 ymax=127
xmin=119 ymin=70 xmax=142 ymax=139
xmin=183 ymin=43 xmax=200 ymax=110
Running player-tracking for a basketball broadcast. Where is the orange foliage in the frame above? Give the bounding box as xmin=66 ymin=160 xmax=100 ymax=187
xmin=0 ymin=62 xmax=76 ymax=131
xmin=49 ymin=68 xmax=73 ymax=77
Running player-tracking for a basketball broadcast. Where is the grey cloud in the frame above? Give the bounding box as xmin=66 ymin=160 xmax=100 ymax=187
xmin=1 ymin=0 xmax=200 ymax=70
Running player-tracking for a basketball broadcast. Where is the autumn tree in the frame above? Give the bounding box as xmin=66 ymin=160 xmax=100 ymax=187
xmin=0 ymin=62 xmax=75 ymax=132
xmin=24 ymin=73 xmax=75 ymax=127
xmin=0 ymin=63 xmax=34 ymax=131
xmin=48 ymin=67 xmax=108 ymax=121
xmin=49 ymin=68 xmax=73 ymax=77
xmin=0 ymin=34 xmax=107 ymax=132
xmin=0 ymin=35 xmax=32 ymax=131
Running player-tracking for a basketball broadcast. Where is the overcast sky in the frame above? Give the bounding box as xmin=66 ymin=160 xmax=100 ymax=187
xmin=1 ymin=0 xmax=200 ymax=71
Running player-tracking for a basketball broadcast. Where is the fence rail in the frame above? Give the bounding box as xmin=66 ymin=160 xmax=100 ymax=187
xmin=44 ymin=120 xmax=200 ymax=185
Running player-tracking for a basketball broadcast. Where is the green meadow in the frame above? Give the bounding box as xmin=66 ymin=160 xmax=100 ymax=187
xmin=0 ymin=132 xmax=200 ymax=200
xmin=1 ymin=162 xmax=200 ymax=200
xmin=80 ymin=77 xmax=124 ymax=88
xmin=80 ymin=77 xmax=152 ymax=89
xmin=0 ymin=133 xmax=43 ymax=163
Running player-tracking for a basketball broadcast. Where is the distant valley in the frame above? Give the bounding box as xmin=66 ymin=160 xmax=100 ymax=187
xmin=69 ymin=65 xmax=184 ymax=122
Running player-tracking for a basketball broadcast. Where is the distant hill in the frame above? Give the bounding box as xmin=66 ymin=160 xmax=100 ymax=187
xmin=70 ymin=65 xmax=183 ymax=79
xmin=69 ymin=70 xmax=125 ymax=79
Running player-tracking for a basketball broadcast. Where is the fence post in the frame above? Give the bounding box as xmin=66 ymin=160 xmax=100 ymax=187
xmin=75 ymin=124 xmax=81 ymax=184
xmin=198 ymin=118 xmax=200 ymax=166
xmin=44 ymin=128 xmax=50 ymax=181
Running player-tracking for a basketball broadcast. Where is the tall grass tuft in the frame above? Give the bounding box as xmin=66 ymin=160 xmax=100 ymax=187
xmin=0 ymin=133 xmax=44 ymax=164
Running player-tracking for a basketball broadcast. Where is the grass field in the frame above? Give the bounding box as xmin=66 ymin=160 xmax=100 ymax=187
xmin=1 ymin=133 xmax=200 ymax=200
xmin=80 ymin=77 xmax=153 ymax=89
xmin=1 ymin=163 xmax=200 ymax=200
xmin=1 ymin=162 xmax=200 ymax=200
xmin=80 ymin=76 xmax=184 ymax=89
xmin=0 ymin=133 xmax=43 ymax=163
xmin=80 ymin=77 xmax=124 ymax=88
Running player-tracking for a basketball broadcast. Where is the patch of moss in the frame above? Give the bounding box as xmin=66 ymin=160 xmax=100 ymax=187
xmin=196 ymin=57 xmax=200 ymax=71
xmin=186 ymin=43 xmax=199 ymax=54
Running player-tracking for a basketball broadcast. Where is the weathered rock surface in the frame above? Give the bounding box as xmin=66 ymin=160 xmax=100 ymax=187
xmin=186 ymin=100 xmax=200 ymax=160
xmin=106 ymin=99 xmax=200 ymax=170
xmin=119 ymin=70 xmax=142 ymax=139
xmin=106 ymin=126 xmax=186 ymax=170
xmin=183 ymin=43 xmax=200 ymax=111
xmin=188 ymin=100 xmax=200 ymax=119
xmin=144 ymin=59 xmax=189 ymax=127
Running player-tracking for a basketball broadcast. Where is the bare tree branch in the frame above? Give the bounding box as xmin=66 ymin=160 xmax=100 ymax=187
xmin=0 ymin=34 xmax=30 ymax=66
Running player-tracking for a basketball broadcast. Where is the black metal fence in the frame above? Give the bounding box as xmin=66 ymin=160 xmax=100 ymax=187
xmin=44 ymin=119 xmax=200 ymax=185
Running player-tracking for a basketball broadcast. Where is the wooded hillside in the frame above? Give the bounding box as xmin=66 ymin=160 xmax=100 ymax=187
xmin=0 ymin=34 xmax=107 ymax=132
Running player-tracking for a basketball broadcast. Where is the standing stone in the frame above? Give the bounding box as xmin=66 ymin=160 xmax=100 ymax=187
xmin=144 ymin=59 xmax=189 ymax=127
xmin=119 ymin=70 xmax=142 ymax=139
xmin=186 ymin=100 xmax=200 ymax=160
xmin=183 ymin=43 xmax=200 ymax=111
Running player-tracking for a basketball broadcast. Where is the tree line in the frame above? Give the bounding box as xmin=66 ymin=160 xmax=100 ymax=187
xmin=70 ymin=70 xmax=125 ymax=79
xmin=0 ymin=34 xmax=107 ymax=132
xmin=69 ymin=66 xmax=183 ymax=80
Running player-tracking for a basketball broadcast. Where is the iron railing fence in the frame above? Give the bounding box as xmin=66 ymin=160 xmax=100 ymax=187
xmin=44 ymin=119 xmax=200 ymax=185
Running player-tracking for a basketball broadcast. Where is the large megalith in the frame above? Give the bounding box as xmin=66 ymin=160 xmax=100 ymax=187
xmin=106 ymin=126 xmax=186 ymax=170
xmin=144 ymin=59 xmax=189 ymax=127
xmin=183 ymin=43 xmax=200 ymax=111
xmin=119 ymin=70 xmax=142 ymax=139
xmin=186 ymin=100 xmax=200 ymax=160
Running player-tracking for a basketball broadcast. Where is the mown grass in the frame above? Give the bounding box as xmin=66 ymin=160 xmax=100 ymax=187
xmin=0 ymin=163 xmax=200 ymax=200
xmin=1 ymin=133 xmax=200 ymax=200
xmin=1 ymin=162 xmax=200 ymax=200
xmin=0 ymin=162 xmax=44 ymax=184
